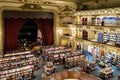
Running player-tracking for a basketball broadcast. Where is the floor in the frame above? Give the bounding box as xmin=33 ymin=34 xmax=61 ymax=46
xmin=33 ymin=52 xmax=120 ymax=80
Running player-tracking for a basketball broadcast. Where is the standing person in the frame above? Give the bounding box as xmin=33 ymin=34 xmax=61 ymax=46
xmin=22 ymin=75 xmax=27 ymax=80
xmin=86 ymin=65 xmax=91 ymax=73
xmin=63 ymin=57 xmax=65 ymax=64
xmin=40 ymin=38 xmax=44 ymax=46
xmin=82 ymin=66 xmax=86 ymax=72
xmin=101 ymin=20 xmax=104 ymax=26
xmin=53 ymin=62 xmax=57 ymax=73
xmin=41 ymin=53 xmax=46 ymax=61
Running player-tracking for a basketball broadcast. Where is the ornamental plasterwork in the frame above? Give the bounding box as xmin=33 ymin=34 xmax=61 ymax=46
xmin=0 ymin=0 xmax=76 ymax=13
xmin=20 ymin=3 xmax=42 ymax=10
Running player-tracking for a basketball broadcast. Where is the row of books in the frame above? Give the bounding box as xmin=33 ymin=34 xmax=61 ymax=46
xmin=0 ymin=51 xmax=40 ymax=79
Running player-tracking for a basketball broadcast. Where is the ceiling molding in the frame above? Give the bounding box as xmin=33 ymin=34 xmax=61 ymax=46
xmin=0 ymin=0 xmax=76 ymax=13
xmin=20 ymin=3 xmax=42 ymax=10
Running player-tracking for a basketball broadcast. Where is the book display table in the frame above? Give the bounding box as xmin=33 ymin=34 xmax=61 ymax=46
xmin=45 ymin=70 xmax=101 ymax=80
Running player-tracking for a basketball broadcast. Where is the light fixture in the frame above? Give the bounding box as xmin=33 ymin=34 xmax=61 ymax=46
xmin=58 ymin=30 xmax=63 ymax=37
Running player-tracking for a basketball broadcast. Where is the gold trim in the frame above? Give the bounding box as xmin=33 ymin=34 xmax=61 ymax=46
xmin=20 ymin=3 xmax=42 ymax=10
xmin=0 ymin=6 xmax=59 ymax=52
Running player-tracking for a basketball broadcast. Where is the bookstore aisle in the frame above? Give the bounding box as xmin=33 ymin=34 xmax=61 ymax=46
xmin=33 ymin=63 xmax=65 ymax=80
xmin=33 ymin=55 xmax=120 ymax=80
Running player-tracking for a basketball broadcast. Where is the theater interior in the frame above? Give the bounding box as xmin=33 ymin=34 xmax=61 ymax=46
xmin=0 ymin=0 xmax=120 ymax=80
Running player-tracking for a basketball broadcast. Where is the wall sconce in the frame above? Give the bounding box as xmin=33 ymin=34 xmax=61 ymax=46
xmin=72 ymin=30 xmax=76 ymax=37
xmin=57 ymin=30 xmax=63 ymax=37
xmin=70 ymin=36 xmax=73 ymax=40
xmin=110 ymin=30 xmax=115 ymax=33
xmin=94 ymin=28 xmax=98 ymax=31
xmin=100 ymin=29 xmax=104 ymax=33
xmin=110 ymin=28 xmax=116 ymax=33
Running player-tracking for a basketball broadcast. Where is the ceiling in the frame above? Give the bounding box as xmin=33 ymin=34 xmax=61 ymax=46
xmin=0 ymin=0 xmax=93 ymax=10
xmin=21 ymin=0 xmax=95 ymax=11
xmin=1 ymin=0 xmax=120 ymax=12
xmin=55 ymin=0 xmax=92 ymax=3
xmin=61 ymin=0 xmax=95 ymax=3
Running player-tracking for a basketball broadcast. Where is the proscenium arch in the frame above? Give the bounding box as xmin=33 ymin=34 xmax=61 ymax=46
xmin=4 ymin=11 xmax=54 ymax=51
xmin=0 ymin=6 xmax=58 ymax=54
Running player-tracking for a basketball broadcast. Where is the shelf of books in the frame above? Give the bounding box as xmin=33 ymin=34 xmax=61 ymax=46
xmin=0 ymin=51 xmax=40 ymax=80
xmin=64 ymin=51 xmax=86 ymax=68
xmin=43 ymin=46 xmax=72 ymax=64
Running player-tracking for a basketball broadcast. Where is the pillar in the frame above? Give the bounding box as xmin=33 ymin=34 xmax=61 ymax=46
xmin=0 ymin=9 xmax=4 ymax=55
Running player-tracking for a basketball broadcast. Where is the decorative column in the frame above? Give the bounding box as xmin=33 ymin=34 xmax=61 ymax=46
xmin=0 ymin=9 xmax=4 ymax=55
xmin=71 ymin=37 xmax=76 ymax=50
xmin=57 ymin=30 xmax=63 ymax=46
xmin=76 ymin=16 xmax=81 ymax=24
xmin=53 ymin=12 xmax=58 ymax=46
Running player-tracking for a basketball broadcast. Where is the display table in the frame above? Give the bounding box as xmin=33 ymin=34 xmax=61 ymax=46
xmin=98 ymin=61 xmax=105 ymax=67
xmin=44 ymin=62 xmax=56 ymax=75
xmin=100 ymin=67 xmax=114 ymax=79
xmin=45 ymin=70 xmax=101 ymax=80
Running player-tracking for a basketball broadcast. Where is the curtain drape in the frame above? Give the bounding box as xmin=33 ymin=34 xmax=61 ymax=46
xmin=35 ymin=18 xmax=53 ymax=45
xmin=4 ymin=18 xmax=25 ymax=51
xmin=4 ymin=18 xmax=53 ymax=51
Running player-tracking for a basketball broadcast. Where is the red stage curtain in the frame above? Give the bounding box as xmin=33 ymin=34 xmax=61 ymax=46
xmin=35 ymin=18 xmax=53 ymax=45
xmin=4 ymin=18 xmax=25 ymax=51
xmin=4 ymin=18 xmax=53 ymax=51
